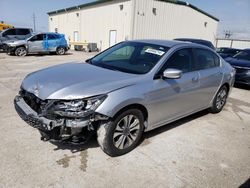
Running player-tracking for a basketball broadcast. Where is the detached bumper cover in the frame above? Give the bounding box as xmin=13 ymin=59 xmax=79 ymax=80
xmin=14 ymin=96 xmax=59 ymax=131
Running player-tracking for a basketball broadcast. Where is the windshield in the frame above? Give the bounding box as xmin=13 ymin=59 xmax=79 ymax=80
xmin=90 ymin=42 xmax=169 ymax=74
xmin=233 ymin=50 xmax=250 ymax=61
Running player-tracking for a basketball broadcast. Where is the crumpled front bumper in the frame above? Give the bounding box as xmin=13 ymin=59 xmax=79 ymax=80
xmin=14 ymin=95 xmax=63 ymax=132
xmin=14 ymin=95 xmax=109 ymax=143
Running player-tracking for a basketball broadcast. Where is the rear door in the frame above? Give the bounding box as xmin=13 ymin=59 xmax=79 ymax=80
xmin=46 ymin=34 xmax=58 ymax=51
xmin=193 ymin=48 xmax=223 ymax=105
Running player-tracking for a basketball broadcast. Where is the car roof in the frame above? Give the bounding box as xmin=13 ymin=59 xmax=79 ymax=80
xmin=128 ymin=39 xmax=213 ymax=49
xmin=6 ymin=28 xmax=32 ymax=30
xmin=174 ymin=38 xmax=212 ymax=43
xmin=218 ymin=47 xmax=240 ymax=50
xmin=34 ymin=32 xmax=60 ymax=35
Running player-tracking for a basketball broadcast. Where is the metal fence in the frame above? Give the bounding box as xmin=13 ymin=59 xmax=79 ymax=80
xmin=215 ymin=38 xmax=250 ymax=49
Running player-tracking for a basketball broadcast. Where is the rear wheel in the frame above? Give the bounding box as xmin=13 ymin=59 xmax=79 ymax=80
xmin=56 ymin=47 xmax=66 ymax=55
xmin=97 ymin=109 xmax=144 ymax=156
xmin=209 ymin=85 xmax=228 ymax=113
xmin=15 ymin=47 xmax=27 ymax=56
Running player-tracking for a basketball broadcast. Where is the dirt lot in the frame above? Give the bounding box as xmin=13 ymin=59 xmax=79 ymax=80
xmin=0 ymin=51 xmax=249 ymax=188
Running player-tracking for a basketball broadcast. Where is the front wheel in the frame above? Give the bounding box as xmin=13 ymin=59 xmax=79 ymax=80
xmin=15 ymin=47 xmax=27 ymax=56
xmin=97 ymin=109 xmax=144 ymax=156
xmin=209 ymin=85 xmax=228 ymax=113
xmin=56 ymin=47 xmax=66 ymax=55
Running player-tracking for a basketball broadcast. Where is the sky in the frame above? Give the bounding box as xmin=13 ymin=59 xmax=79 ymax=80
xmin=0 ymin=0 xmax=250 ymax=39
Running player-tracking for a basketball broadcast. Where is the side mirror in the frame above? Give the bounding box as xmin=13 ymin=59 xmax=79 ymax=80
xmin=162 ymin=68 xmax=182 ymax=79
xmin=85 ymin=58 xmax=92 ymax=63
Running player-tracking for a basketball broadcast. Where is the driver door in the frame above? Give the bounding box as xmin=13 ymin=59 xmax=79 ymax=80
xmin=147 ymin=48 xmax=202 ymax=128
xmin=27 ymin=34 xmax=45 ymax=53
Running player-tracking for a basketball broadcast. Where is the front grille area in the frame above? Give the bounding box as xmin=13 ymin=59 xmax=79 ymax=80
xmin=19 ymin=89 xmax=44 ymax=113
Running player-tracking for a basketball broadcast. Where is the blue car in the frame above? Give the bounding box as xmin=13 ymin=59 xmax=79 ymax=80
xmin=5 ymin=32 xmax=69 ymax=56
xmin=225 ymin=49 xmax=250 ymax=86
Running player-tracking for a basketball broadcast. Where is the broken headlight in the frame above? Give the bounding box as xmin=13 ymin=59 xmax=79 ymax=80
xmin=52 ymin=95 xmax=107 ymax=118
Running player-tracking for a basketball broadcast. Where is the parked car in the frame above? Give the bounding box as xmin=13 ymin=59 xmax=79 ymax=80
xmin=216 ymin=47 xmax=242 ymax=58
xmin=0 ymin=28 xmax=32 ymax=50
xmin=14 ymin=40 xmax=235 ymax=156
xmin=6 ymin=32 xmax=69 ymax=56
xmin=174 ymin=38 xmax=215 ymax=50
xmin=225 ymin=49 xmax=250 ymax=86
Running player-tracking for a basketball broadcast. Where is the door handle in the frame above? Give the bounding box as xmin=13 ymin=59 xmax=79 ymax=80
xmin=192 ymin=76 xmax=199 ymax=82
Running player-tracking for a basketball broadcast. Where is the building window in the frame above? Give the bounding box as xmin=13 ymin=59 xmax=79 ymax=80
xmin=119 ymin=4 xmax=123 ymax=10
xmin=152 ymin=8 xmax=157 ymax=15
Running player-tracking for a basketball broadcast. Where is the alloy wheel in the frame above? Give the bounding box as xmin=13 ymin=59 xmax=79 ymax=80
xmin=57 ymin=47 xmax=65 ymax=55
xmin=216 ymin=88 xmax=227 ymax=110
xmin=113 ymin=115 xmax=140 ymax=150
xmin=15 ymin=47 xmax=27 ymax=56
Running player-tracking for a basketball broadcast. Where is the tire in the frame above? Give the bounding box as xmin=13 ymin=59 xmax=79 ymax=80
xmin=56 ymin=47 xmax=66 ymax=55
xmin=15 ymin=47 xmax=27 ymax=56
xmin=209 ymin=85 xmax=228 ymax=114
xmin=97 ymin=109 xmax=144 ymax=157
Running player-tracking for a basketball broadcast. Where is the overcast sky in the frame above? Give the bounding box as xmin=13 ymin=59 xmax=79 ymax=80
xmin=1 ymin=0 xmax=250 ymax=39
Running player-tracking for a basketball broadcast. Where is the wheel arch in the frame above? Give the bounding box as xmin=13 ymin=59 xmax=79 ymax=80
xmin=112 ymin=103 xmax=148 ymax=123
xmin=222 ymin=82 xmax=230 ymax=92
xmin=15 ymin=45 xmax=27 ymax=50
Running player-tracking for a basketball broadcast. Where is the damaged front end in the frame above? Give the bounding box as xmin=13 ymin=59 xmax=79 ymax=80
xmin=14 ymin=89 xmax=109 ymax=144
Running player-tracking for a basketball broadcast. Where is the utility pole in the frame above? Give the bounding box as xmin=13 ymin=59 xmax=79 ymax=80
xmin=224 ymin=30 xmax=232 ymax=39
xmin=32 ymin=13 xmax=36 ymax=32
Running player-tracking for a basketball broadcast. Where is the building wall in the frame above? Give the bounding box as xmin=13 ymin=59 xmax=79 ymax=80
xmin=48 ymin=0 xmax=132 ymax=50
xmin=48 ymin=0 xmax=219 ymax=50
xmin=132 ymin=0 xmax=218 ymax=44
xmin=216 ymin=39 xmax=250 ymax=49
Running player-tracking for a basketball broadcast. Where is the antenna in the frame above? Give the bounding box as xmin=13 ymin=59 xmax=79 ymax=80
xmin=32 ymin=13 xmax=36 ymax=32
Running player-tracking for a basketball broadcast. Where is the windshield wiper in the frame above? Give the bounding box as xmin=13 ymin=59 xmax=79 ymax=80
xmin=97 ymin=64 xmax=121 ymax=72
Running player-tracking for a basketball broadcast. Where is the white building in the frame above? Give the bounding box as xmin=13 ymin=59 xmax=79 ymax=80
xmin=48 ymin=0 xmax=219 ymax=50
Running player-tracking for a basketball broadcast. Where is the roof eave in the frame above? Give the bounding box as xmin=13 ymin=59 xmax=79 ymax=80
xmin=157 ymin=0 xmax=219 ymax=22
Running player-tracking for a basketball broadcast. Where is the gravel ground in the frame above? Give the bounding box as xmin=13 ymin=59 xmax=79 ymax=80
xmin=0 ymin=51 xmax=249 ymax=188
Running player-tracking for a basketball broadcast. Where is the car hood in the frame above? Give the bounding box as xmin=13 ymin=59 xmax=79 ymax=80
xmin=21 ymin=62 xmax=139 ymax=100
xmin=6 ymin=40 xmax=27 ymax=46
xmin=225 ymin=57 xmax=250 ymax=68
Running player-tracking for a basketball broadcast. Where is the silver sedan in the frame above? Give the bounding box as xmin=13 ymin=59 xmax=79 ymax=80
xmin=14 ymin=40 xmax=235 ymax=156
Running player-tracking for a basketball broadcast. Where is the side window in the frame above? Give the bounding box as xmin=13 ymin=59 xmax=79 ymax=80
xmin=213 ymin=54 xmax=220 ymax=66
xmin=102 ymin=46 xmax=135 ymax=61
xmin=194 ymin=49 xmax=218 ymax=70
xmin=2 ymin=29 xmax=16 ymax=36
xmin=29 ymin=34 xmax=44 ymax=41
xmin=162 ymin=48 xmax=194 ymax=73
xmin=16 ymin=29 xmax=30 ymax=35
xmin=47 ymin=34 xmax=56 ymax=40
